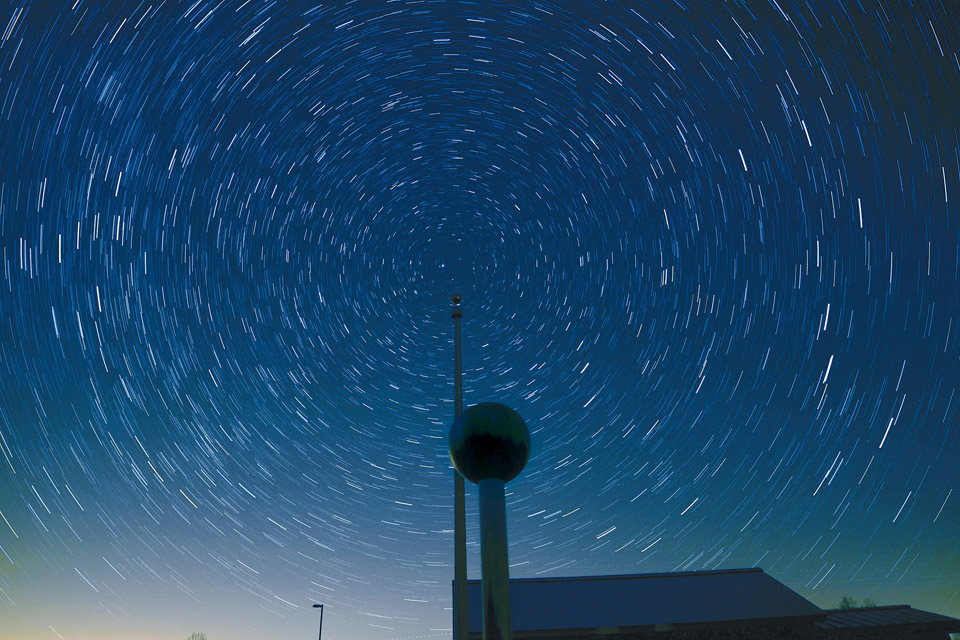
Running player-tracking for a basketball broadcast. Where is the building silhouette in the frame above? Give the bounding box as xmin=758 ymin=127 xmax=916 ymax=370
xmin=463 ymin=568 xmax=960 ymax=639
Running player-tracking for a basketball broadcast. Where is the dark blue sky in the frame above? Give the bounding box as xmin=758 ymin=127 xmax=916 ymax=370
xmin=1 ymin=2 xmax=958 ymax=639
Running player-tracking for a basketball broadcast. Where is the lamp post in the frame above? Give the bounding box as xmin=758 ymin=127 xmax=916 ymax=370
xmin=312 ymin=603 xmax=324 ymax=640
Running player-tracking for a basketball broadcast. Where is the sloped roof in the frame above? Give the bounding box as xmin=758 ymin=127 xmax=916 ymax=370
xmin=465 ymin=568 xmax=822 ymax=633
xmin=816 ymin=605 xmax=960 ymax=630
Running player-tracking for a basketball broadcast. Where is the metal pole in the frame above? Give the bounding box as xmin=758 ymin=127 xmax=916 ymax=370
xmin=453 ymin=295 xmax=463 ymax=417
xmin=478 ymin=478 xmax=512 ymax=640
xmin=452 ymin=294 xmax=469 ymax=640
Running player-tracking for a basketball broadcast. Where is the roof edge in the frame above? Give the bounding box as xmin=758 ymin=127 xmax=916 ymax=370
xmin=822 ymin=605 xmax=913 ymax=612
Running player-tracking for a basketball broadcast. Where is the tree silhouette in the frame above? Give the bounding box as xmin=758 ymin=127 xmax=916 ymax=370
xmin=838 ymin=596 xmax=877 ymax=609
xmin=187 ymin=634 xmax=207 ymax=640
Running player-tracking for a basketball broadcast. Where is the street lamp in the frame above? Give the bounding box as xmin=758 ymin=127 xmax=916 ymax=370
xmin=312 ymin=603 xmax=324 ymax=640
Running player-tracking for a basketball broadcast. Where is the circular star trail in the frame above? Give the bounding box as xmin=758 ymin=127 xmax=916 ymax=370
xmin=0 ymin=2 xmax=958 ymax=639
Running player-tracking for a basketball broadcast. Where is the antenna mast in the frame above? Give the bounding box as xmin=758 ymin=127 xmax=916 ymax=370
xmin=451 ymin=294 xmax=469 ymax=640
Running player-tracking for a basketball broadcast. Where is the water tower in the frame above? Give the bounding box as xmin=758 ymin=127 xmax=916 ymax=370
xmin=449 ymin=296 xmax=531 ymax=640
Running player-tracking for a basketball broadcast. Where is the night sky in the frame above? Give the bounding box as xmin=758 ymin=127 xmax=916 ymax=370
xmin=1 ymin=2 xmax=958 ymax=639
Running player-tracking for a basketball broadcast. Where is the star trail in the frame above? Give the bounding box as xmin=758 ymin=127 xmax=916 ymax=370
xmin=0 ymin=2 xmax=958 ymax=639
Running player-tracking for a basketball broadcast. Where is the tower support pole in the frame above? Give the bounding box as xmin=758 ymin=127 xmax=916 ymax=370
xmin=478 ymin=478 xmax=513 ymax=640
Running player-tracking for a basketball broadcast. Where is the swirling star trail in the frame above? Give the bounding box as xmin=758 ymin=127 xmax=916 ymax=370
xmin=0 ymin=2 xmax=958 ymax=639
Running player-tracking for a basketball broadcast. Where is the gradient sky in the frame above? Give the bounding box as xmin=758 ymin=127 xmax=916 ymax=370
xmin=1 ymin=2 xmax=958 ymax=639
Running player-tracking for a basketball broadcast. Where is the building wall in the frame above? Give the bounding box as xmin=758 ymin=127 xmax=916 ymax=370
xmin=471 ymin=622 xmax=955 ymax=640
xmin=476 ymin=621 xmax=818 ymax=640
xmin=818 ymin=629 xmax=952 ymax=640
